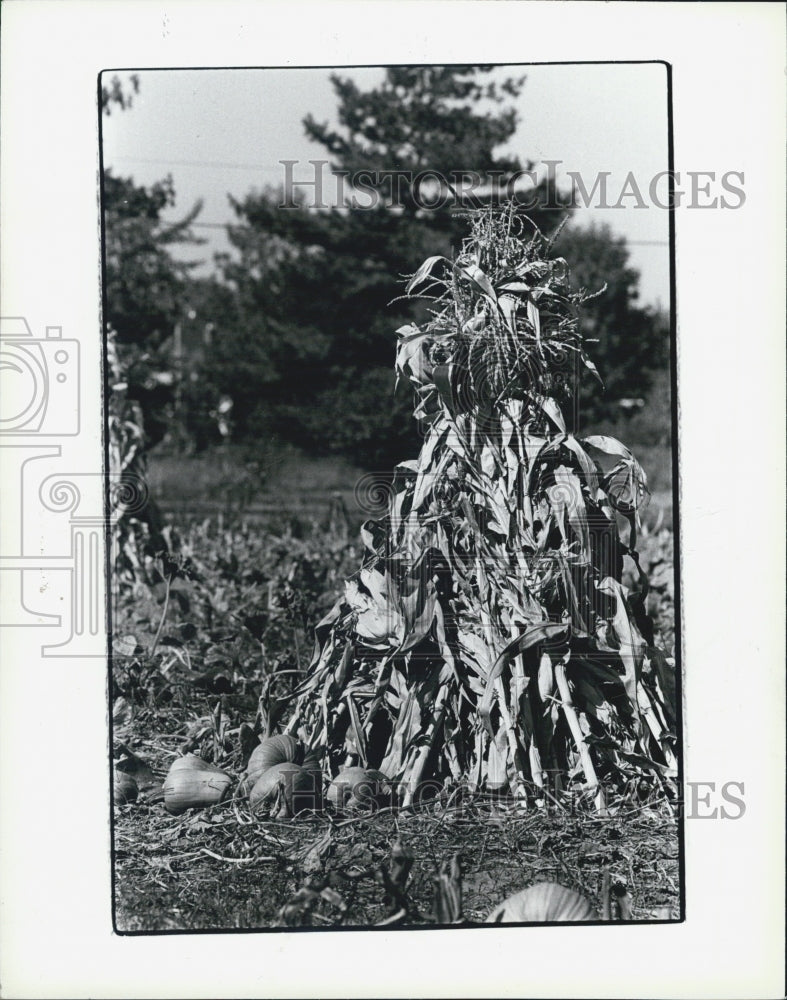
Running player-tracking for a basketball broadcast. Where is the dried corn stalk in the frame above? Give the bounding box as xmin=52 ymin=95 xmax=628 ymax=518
xmin=289 ymin=207 xmax=678 ymax=810
xmin=107 ymin=328 xmax=157 ymax=591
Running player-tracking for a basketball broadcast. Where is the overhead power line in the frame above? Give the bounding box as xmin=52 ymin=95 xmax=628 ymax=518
xmin=111 ymin=156 xmax=283 ymax=172
xmin=185 ymin=219 xmax=668 ymax=245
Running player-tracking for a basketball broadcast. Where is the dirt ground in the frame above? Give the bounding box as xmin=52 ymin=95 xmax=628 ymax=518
xmin=114 ymin=752 xmax=680 ymax=932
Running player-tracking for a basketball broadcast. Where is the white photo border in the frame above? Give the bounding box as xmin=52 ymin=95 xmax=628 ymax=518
xmin=0 ymin=3 xmax=784 ymax=998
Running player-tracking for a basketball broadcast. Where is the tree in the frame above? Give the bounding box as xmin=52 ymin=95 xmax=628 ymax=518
xmin=210 ymin=66 xmax=668 ymax=469
xmin=553 ymin=223 xmax=670 ymax=427
xmin=301 ymin=66 xmax=560 ymax=226
xmin=103 ymin=171 xmax=203 ymax=347
xmin=217 ymin=66 xmax=570 ymax=468
xmin=101 ymin=76 xmax=205 ymax=447
xmin=216 ymin=194 xmax=423 ymax=464
xmin=100 ymin=73 xmax=139 ymax=116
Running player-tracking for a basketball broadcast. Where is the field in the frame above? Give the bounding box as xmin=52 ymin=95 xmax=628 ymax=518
xmin=114 ymin=221 xmax=680 ymax=932
xmin=112 ymin=459 xmax=679 ymax=932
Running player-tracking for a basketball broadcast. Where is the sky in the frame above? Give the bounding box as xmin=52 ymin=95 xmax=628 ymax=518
xmin=101 ymin=63 xmax=670 ymax=309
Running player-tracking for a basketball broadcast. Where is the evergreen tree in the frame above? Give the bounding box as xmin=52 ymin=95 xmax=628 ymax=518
xmin=217 ymin=67 xmax=568 ymax=468
xmin=555 ymin=223 xmax=669 ymax=427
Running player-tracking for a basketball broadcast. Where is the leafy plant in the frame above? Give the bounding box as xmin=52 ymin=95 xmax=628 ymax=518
xmin=107 ymin=327 xmax=169 ymax=594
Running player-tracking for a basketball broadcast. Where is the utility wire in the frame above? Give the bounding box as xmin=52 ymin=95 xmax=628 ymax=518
xmin=186 ymin=219 xmax=668 ymax=245
xmin=109 ymin=157 xmax=670 ymax=244
xmin=111 ymin=156 xmax=284 ymax=172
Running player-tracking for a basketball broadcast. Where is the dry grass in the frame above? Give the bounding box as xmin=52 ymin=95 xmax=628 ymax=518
xmin=114 ymin=792 xmax=679 ymax=932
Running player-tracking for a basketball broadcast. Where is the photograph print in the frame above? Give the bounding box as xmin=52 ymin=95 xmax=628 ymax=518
xmin=103 ymin=62 xmax=681 ymax=933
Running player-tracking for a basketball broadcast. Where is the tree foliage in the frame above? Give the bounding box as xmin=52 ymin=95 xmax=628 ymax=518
xmin=103 ymin=171 xmax=203 ymax=347
xmin=101 ymin=66 xmax=671 ymax=464
xmin=302 ymin=67 xmax=530 ymax=208
xmin=555 ymin=224 xmax=669 ymax=425
xmin=100 ymin=73 xmax=139 ymax=116
xmin=215 ymin=66 xmax=571 ymax=467
xmin=101 ymin=77 xmax=206 ymax=447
